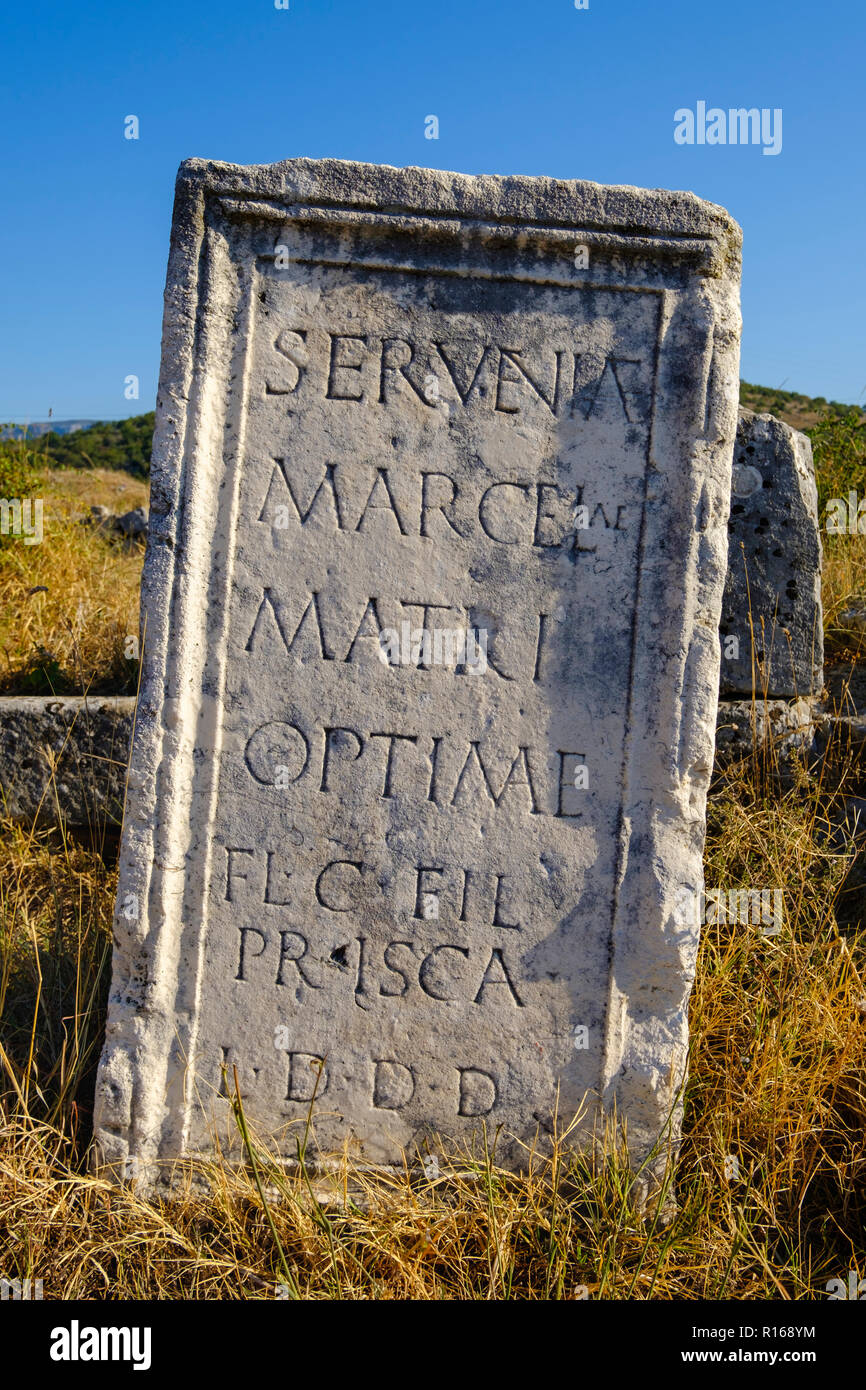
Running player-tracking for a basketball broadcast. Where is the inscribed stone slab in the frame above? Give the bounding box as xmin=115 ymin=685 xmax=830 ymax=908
xmin=93 ymin=158 xmax=742 ymax=1187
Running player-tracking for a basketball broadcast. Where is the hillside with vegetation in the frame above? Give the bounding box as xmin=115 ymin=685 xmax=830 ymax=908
xmin=740 ymin=381 xmax=865 ymax=432
xmin=5 ymin=385 xmax=863 ymax=480
xmin=20 ymin=412 xmax=155 ymax=477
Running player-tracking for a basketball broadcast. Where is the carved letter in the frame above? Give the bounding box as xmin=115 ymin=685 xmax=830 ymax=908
xmin=320 ymin=726 xmax=364 ymax=793
xmin=474 ymin=948 xmax=524 ymax=1006
xmin=225 ymin=847 xmax=254 ymax=902
xmin=276 ymin=931 xmax=322 ymax=988
xmin=286 ymin=1053 xmax=328 ymax=1101
xmin=457 ymin=1068 xmax=497 ymax=1116
xmin=236 ymin=926 xmax=267 ymax=981
xmin=327 ymin=334 xmax=367 ymax=400
xmin=372 ymin=1060 xmax=416 ymax=1109
xmin=419 ymin=944 xmax=469 ymax=1000
xmin=315 ymin=860 xmax=363 ymax=912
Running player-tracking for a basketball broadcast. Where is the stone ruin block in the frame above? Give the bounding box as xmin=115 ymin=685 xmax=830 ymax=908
xmin=92 ymin=157 xmax=742 ymax=1189
xmin=720 ymin=410 xmax=823 ymax=698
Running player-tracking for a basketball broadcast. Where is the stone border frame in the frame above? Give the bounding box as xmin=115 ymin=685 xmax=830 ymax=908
xmin=92 ymin=157 xmax=741 ymax=1185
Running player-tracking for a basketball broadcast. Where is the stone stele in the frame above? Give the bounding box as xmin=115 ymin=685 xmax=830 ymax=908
xmin=92 ymin=157 xmax=742 ymax=1189
xmin=720 ymin=409 xmax=823 ymax=697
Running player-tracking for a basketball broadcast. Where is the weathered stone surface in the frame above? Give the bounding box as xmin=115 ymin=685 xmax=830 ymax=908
xmin=3 ymin=693 xmax=755 ymax=824
xmin=837 ymin=603 xmax=866 ymax=636
xmin=84 ymin=505 xmax=149 ymax=540
xmin=714 ymin=696 xmax=819 ymax=767
xmin=92 ymin=157 xmax=741 ymax=1187
xmin=115 ymin=507 xmax=149 ymax=537
xmin=0 ymin=695 xmax=133 ymax=826
xmin=720 ymin=410 xmax=823 ymax=697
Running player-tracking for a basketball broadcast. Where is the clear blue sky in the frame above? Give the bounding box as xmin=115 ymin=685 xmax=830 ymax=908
xmin=1 ymin=0 xmax=863 ymax=421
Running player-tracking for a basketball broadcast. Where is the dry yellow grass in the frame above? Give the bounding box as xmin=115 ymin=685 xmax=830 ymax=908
xmin=1 ymin=730 xmax=864 ymax=1299
xmin=822 ymin=533 xmax=866 ymax=668
xmin=1 ymin=462 xmax=865 ymax=1300
xmin=0 ymin=468 xmax=146 ymax=695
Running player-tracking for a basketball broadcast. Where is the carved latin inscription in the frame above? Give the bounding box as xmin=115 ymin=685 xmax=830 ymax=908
xmin=195 ymin=271 xmax=660 ymax=1160
xmin=92 ymin=159 xmax=741 ymax=1183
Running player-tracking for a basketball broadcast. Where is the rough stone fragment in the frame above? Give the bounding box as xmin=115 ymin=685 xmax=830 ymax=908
xmin=0 ymin=695 xmax=133 ymax=826
xmin=720 ymin=411 xmax=823 ymax=697
xmin=713 ymin=696 xmax=818 ymax=767
xmin=92 ymin=157 xmax=742 ymax=1188
xmin=837 ymin=603 xmax=866 ymax=636
xmin=83 ymin=505 xmax=149 ymax=541
xmin=115 ymin=507 xmax=149 ymax=537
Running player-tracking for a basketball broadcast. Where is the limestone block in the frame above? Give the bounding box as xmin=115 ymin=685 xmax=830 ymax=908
xmin=92 ymin=157 xmax=742 ymax=1188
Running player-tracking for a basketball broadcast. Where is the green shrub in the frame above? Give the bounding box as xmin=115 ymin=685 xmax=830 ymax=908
xmin=808 ymin=409 xmax=866 ymax=518
xmin=34 ymin=412 xmax=155 ymax=477
xmin=0 ymin=434 xmax=40 ymax=501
